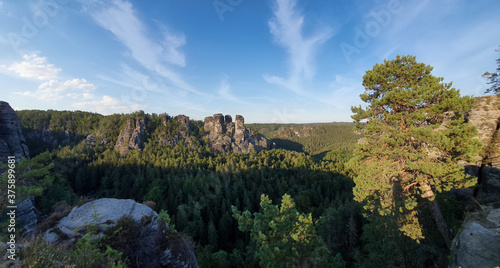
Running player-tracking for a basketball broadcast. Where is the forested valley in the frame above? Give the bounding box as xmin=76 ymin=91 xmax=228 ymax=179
xmin=2 ymin=55 xmax=499 ymax=267
xmin=4 ymin=106 xmax=472 ymax=267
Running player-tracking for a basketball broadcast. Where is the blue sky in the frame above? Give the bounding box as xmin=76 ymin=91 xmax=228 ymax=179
xmin=0 ymin=0 xmax=499 ymax=123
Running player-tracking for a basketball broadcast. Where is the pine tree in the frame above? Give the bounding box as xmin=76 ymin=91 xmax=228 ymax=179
xmin=483 ymin=45 xmax=500 ymax=94
xmin=232 ymin=194 xmax=345 ymax=268
xmin=208 ymin=220 xmax=218 ymax=249
xmin=348 ymin=55 xmax=482 ymax=248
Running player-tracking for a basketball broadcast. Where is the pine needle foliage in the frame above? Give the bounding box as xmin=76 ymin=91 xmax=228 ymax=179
xmin=348 ymin=55 xmax=483 ymax=243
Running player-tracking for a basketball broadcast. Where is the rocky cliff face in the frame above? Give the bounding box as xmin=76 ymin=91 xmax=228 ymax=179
xmin=115 ymin=115 xmax=196 ymax=155
xmin=158 ymin=115 xmax=192 ymax=147
xmin=0 ymin=102 xmax=37 ymax=236
xmin=113 ymin=113 xmax=274 ymax=155
xmin=114 ymin=117 xmax=147 ymax=156
xmin=466 ymin=95 xmax=500 ymax=192
xmin=0 ymin=101 xmax=29 ymax=162
xmin=275 ymin=125 xmax=314 ymax=139
xmin=448 ymin=95 xmax=500 ymax=266
xmin=204 ymin=114 xmax=274 ymax=153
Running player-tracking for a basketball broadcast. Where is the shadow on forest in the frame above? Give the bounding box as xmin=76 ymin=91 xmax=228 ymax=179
xmin=47 ymin=153 xmax=355 ymax=252
xmin=23 ymin=129 xmax=86 ymax=157
xmin=271 ymin=138 xmax=304 ymax=153
xmin=313 ymin=151 xmax=329 ymax=160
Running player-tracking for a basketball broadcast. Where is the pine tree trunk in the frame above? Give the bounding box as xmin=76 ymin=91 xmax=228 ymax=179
xmin=427 ymin=198 xmax=452 ymax=249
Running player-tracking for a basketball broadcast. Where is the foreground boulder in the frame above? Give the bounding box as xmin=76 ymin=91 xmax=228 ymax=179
xmin=45 ymin=198 xmax=199 ymax=268
xmin=449 ymin=208 xmax=500 ymax=267
xmin=53 ymin=198 xmax=156 ymax=237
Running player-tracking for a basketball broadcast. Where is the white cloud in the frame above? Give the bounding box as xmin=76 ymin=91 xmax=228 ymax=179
xmin=264 ymin=0 xmax=333 ymax=93
xmin=72 ymin=95 xmax=146 ymax=114
xmin=8 ymin=54 xmax=61 ymax=80
xmin=80 ymin=0 xmax=200 ymax=94
xmin=15 ymin=78 xmax=96 ymax=101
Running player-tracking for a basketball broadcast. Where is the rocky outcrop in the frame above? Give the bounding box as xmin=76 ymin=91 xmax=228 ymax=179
xmin=85 ymin=131 xmax=107 ymax=147
xmin=50 ymin=198 xmax=158 ymax=238
xmin=467 ymin=95 xmax=500 ymax=160
xmin=44 ymin=198 xmax=199 ymax=268
xmin=466 ymin=95 xmax=500 ymax=193
xmin=449 ymin=208 xmax=500 ymax=268
xmin=275 ymin=125 xmax=314 ymax=139
xmin=158 ymin=115 xmax=192 ymax=147
xmin=24 ymin=129 xmax=71 ymax=148
xmin=17 ymin=197 xmax=38 ymax=234
xmin=175 ymin=115 xmax=191 ymax=131
xmin=0 ymin=102 xmax=36 ymax=235
xmin=204 ymin=114 xmax=274 ymax=153
xmin=0 ymin=101 xmax=29 ymax=162
xmin=114 ymin=117 xmax=147 ymax=156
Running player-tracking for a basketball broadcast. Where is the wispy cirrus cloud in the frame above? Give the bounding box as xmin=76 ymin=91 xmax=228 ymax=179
xmin=264 ymin=0 xmax=333 ymax=93
xmin=79 ymin=0 xmax=201 ymax=95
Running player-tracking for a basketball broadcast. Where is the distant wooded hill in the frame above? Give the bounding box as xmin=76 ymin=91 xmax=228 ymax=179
xmin=16 ymin=109 xmax=361 ymax=159
xmin=248 ymin=123 xmax=360 ymax=157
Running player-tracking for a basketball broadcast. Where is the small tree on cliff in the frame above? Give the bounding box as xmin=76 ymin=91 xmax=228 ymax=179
xmin=483 ymin=45 xmax=500 ymax=94
xmin=348 ymin=55 xmax=482 ymax=248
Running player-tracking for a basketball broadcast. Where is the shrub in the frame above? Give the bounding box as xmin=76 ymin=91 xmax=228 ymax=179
xmin=103 ymin=215 xmax=162 ymax=268
xmin=142 ymin=201 xmax=156 ymax=210
xmin=21 ymin=236 xmax=74 ymax=268
xmin=21 ymin=235 xmax=127 ymax=268
xmin=40 ymin=202 xmax=72 ymax=230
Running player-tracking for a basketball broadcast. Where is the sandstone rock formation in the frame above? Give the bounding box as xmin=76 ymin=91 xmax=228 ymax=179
xmin=114 ymin=117 xmax=147 ymax=156
xmin=0 ymin=101 xmax=29 ymax=162
xmin=0 ymin=102 xmax=37 ymax=235
xmin=175 ymin=115 xmax=191 ymax=131
xmin=466 ymin=95 xmax=500 ymax=193
xmin=45 ymin=198 xmax=199 ymax=268
xmin=158 ymin=115 xmax=192 ymax=147
xmin=24 ymin=129 xmax=72 ymax=149
xmin=204 ymin=114 xmax=274 ymax=153
xmin=17 ymin=197 xmax=38 ymax=234
xmin=275 ymin=125 xmax=314 ymax=139
xmin=85 ymin=131 xmax=107 ymax=147
xmin=449 ymin=208 xmax=500 ymax=267
xmin=53 ymin=198 xmax=158 ymax=237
